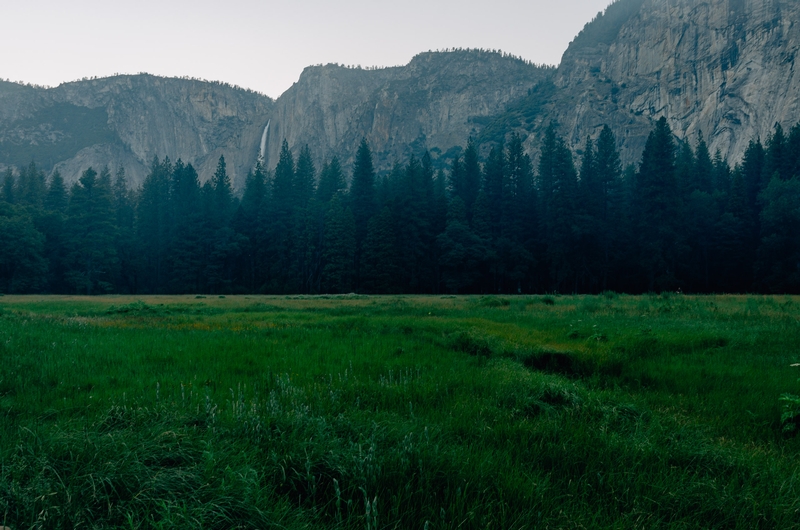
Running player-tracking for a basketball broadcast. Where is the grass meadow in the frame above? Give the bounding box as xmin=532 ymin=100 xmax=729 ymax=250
xmin=1 ymin=293 xmax=799 ymax=529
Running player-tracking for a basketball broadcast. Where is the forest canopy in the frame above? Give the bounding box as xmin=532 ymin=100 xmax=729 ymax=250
xmin=2 ymin=118 xmax=800 ymax=295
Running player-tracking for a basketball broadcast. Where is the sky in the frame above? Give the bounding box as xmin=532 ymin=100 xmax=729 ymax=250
xmin=3 ymin=0 xmax=613 ymax=99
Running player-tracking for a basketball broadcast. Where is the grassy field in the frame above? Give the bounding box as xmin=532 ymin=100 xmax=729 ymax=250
xmin=1 ymin=293 xmax=799 ymax=529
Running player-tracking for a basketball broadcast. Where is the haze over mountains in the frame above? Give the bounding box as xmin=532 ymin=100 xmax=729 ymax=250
xmin=2 ymin=0 xmax=799 ymax=187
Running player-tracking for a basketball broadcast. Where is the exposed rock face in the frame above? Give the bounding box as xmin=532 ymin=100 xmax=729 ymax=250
xmin=266 ymin=51 xmax=551 ymax=171
xmin=537 ymin=0 xmax=800 ymax=165
xmin=3 ymin=0 xmax=800 ymax=185
xmin=0 ymin=76 xmax=272 ymax=188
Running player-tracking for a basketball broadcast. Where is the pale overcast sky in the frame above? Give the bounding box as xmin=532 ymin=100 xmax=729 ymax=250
xmin=3 ymin=0 xmax=613 ymax=98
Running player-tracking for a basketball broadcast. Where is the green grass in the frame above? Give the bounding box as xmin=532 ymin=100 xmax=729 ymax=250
xmin=1 ymin=294 xmax=799 ymax=529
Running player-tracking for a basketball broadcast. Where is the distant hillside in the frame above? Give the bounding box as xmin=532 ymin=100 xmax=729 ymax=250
xmin=265 ymin=50 xmax=553 ymax=172
xmin=3 ymin=0 xmax=800 ymax=183
xmin=0 ymin=76 xmax=273 ymax=188
xmin=501 ymin=0 xmax=800 ymax=166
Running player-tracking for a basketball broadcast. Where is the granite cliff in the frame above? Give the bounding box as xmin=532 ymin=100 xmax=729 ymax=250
xmin=265 ymin=50 xmax=551 ymax=170
xmin=519 ymin=0 xmax=800 ymax=165
xmin=3 ymin=0 xmax=800 ymax=185
xmin=260 ymin=0 xmax=800 ymax=170
xmin=0 ymin=76 xmax=272 ymax=188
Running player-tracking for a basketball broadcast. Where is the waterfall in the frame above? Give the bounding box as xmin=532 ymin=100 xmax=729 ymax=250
xmin=259 ymin=120 xmax=270 ymax=163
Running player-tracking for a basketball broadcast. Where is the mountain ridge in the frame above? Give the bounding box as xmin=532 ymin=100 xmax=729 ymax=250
xmin=3 ymin=0 xmax=800 ymax=184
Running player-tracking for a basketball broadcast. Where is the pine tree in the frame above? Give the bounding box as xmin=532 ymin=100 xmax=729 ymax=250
xmin=40 ymin=171 xmax=69 ymax=292
xmin=714 ymin=169 xmax=752 ymax=292
xmin=235 ymin=163 xmax=268 ymax=292
xmin=361 ymin=207 xmax=400 ymax=293
xmin=764 ymin=124 xmax=789 ymax=181
xmin=461 ymin=138 xmax=481 ymax=222
xmin=64 ymin=167 xmax=118 ymax=294
xmin=505 ymin=134 xmax=536 ymax=293
xmin=112 ymin=167 xmax=138 ymax=293
xmin=712 ymin=150 xmax=731 ymax=194
xmin=205 ymin=155 xmax=242 ymax=294
xmin=17 ymin=161 xmax=46 ymax=209
xmin=350 ymin=138 xmax=377 ymax=289
xmin=273 ymin=140 xmax=296 ymax=212
xmin=0 ymin=202 xmax=46 ymax=293
xmin=169 ymin=161 xmax=204 ymax=293
xmin=755 ymin=174 xmax=800 ymax=292
xmin=350 ymin=138 xmax=377 ymax=236
xmin=45 ymin=171 xmax=68 ymax=213
xmin=317 ymin=157 xmax=345 ymax=204
xmin=264 ymin=141 xmax=298 ymax=293
xmin=633 ymin=117 xmax=682 ymax=292
xmin=292 ymin=146 xmax=317 ymax=292
xmin=321 ymin=195 xmax=356 ymax=293
xmin=1 ymin=168 xmax=14 ymax=204
xmin=437 ymin=197 xmax=487 ymax=293
xmin=538 ymin=123 xmax=579 ymax=292
xmin=741 ymin=138 xmax=766 ymax=214
xmin=693 ymin=132 xmax=713 ymax=194
xmin=593 ymin=125 xmax=624 ymax=291
xmin=294 ymin=145 xmax=316 ymax=207
xmin=787 ymin=123 xmax=800 ymax=180
xmin=576 ymin=136 xmax=599 ymax=291
xmin=137 ymin=156 xmax=172 ymax=293
xmin=211 ymin=155 xmax=234 ymax=228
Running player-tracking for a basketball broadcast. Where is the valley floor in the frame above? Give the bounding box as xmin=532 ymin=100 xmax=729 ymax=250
xmin=1 ymin=294 xmax=799 ymax=529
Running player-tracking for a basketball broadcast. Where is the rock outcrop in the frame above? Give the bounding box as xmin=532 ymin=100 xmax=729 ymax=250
xmin=530 ymin=0 xmax=800 ymax=165
xmin=0 ymin=76 xmax=272 ymax=188
xmin=3 ymin=0 xmax=800 ymax=185
xmin=265 ymin=50 xmax=551 ymax=171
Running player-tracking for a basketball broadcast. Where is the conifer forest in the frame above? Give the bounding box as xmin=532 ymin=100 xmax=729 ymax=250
xmin=2 ymin=118 xmax=799 ymax=296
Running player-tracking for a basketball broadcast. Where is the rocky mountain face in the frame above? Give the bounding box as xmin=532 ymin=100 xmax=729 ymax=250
xmin=3 ymin=0 xmax=800 ymax=186
xmin=526 ymin=0 xmax=800 ymax=166
xmin=265 ymin=51 xmax=551 ymax=171
xmin=266 ymin=0 xmax=800 ymax=171
xmin=0 ymin=76 xmax=273 ymax=188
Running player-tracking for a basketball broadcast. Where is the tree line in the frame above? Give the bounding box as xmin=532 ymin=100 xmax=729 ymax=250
xmin=2 ymin=117 xmax=800 ymax=295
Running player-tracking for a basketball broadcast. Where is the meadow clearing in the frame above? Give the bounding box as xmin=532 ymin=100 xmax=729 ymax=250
xmin=1 ymin=293 xmax=799 ymax=529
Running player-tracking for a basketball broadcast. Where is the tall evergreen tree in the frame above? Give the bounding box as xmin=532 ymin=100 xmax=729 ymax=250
xmin=538 ymin=123 xmax=579 ymax=292
xmin=755 ymin=174 xmax=800 ymax=292
xmin=45 ymin=171 xmax=68 ymax=213
xmin=437 ymin=197 xmax=487 ymax=293
xmin=0 ymin=202 xmax=46 ymax=293
xmin=593 ymin=125 xmax=624 ymax=291
xmin=17 ymin=161 xmax=46 ymax=209
xmin=693 ymin=132 xmax=713 ymax=194
xmin=169 ymin=161 xmax=204 ymax=293
xmin=1 ymin=168 xmax=14 ymax=204
xmin=350 ymin=138 xmax=377 ymax=235
xmin=294 ymin=145 xmax=316 ymax=207
xmin=633 ymin=117 xmax=681 ymax=291
xmin=741 ymin=138 xmax=766 ymax=213
xmin=349 ymin=138 xmax=377 ymax=289
xmin=64 ymin=167 xmax=118 ymax=294
xmin=361 ymin=207 xmax=400 ymax=293
xmin=317 ymin=157 xmax=345 ymax=204
xmin=461 ymin=138 xmax=481 ymax=222
xmin=292 ymin=146 xmax=318 ymax=293
xmin=321 ymin=195 xmax=356 ymax=293
xmin=714 ymin=169 xmax=752 ymax=292
xmin=205 ymin=155 xmax=242 ymax=293
xmin=112 ymin=167 xmax=138 ymax=293
xmin=235 ymin=163 xmax=268 ymax=292
xmin=41 ymin=171 xmax=69 ymax=292
xmin=265 ymin=141 xmax=297 ymax=293
xmin=137 ymin=156 xmax=172 ymax=293
xmin=764 ymin=124 xmax=789 ymax=181
xmin=504 ymin=133 xmax=536 ymax=292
